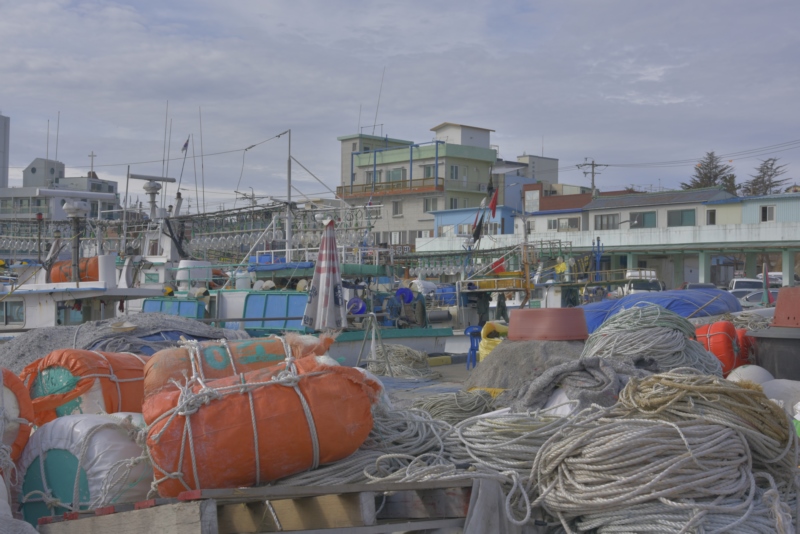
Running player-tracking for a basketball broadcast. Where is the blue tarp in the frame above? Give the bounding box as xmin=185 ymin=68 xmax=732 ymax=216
xmin=89 ymin=331 xmax=216 ymax=356
xmin=247 ymin=262 xmax=314 ymax=272
xmin=582 ymin=289 xmax=743 ymax=333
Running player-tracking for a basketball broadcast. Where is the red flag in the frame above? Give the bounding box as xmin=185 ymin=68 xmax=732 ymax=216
xmin=489 ymin=189 xmax=499 ymax=218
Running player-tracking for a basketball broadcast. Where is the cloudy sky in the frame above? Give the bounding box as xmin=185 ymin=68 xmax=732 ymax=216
xmin=1 ymin=0 xmax=799 ymax=212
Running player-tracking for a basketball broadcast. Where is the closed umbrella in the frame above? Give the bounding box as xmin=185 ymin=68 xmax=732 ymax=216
xmin=302 ymin=221 xmax=346 ymax=330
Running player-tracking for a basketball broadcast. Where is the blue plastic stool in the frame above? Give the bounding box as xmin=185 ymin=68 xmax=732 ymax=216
xmin=465 ymin=325 xmax=482 ymax=370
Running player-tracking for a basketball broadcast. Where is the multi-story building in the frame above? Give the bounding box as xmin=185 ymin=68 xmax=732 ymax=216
xmin=418 ymin=186 xmax=800 ymax=288
xmin=336 ymin=123 xmax=555 ymax=251
xmin=0 ymin=158 xmax=119 ymax=221
xmin=0 ymin=112 xmax=9 ymax=189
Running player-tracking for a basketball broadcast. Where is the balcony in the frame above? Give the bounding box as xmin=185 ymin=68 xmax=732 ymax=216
xmin=338 ymin=177 xmax=444 ymax=199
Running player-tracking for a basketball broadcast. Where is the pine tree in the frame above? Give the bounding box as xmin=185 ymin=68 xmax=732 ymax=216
xmin=681 ymin=151 xmax=739 ymax=195
xmin=741 ymin=158 xmax=789 ymax=196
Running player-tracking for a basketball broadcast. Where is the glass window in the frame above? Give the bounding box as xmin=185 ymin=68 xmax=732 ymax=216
xmin=526 ymin=221 xmax=535 ymax=234
xmin=595 ymin=214 xmax=620 ymax=230
xmin=630 ymin=211 xmax=656 ymax=228
xmin=760 ymin=205 xmax=775 ymax=222
xmin=558 ymin=217 xmax=580 ymax=232
xmin=392 ymin=200 xmax=403 ymax=216
xmin=525 ymin=190 xmax=540 ymax=212
xmin=391 ymin=231 xmax=401 ymax=245
xmin=30 ymin=167 xmax=37 ymax=174
xmin=667 ymin=209 xmax=696 ymax=227
xmin=387 ymin=168 xmax=406 ymax=182
xmin=547 ymin=219 xmax=558 ymax=230
xmin=6 ymin=301 xmax=24 ymax=324
xmin=144 ymin=272 xmax=160 ymax=283
xmin=417 ymin=230 xmax=433 ymax=238
xmin=423 ymin=198 xmax=438 ymax=213
xmin=366 ymin=170 xmax=382 ymax=183
xmin=449 ymin=198 xmax=459 ymax=210
xmin=449 ymin=165 xmax=459 ymax=180
xmin=706 ymin=210 xmax=716 ymax=225
xmin=352 ymin=142 xmax=357 ymax=151
xmin=438 ymin=225 xmax=455 ymax=237
xmin=423 ymin=165 xmax=435 ymax=179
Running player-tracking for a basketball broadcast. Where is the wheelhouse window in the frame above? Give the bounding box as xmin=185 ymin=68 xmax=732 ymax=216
xmin=0 ymin=301 xmax=24 ymax=326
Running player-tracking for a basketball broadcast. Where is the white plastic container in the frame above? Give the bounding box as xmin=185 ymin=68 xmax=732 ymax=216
xmin=175 ymin=260 xmax=212 ymax=289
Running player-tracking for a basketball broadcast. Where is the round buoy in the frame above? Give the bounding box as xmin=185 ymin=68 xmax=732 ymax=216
xmin=348 ymin=297 xmax=366 ymax=315
xmin=727 ymin=364 xmax=775 ymax=385
xmin=396 ymin=287 xmax=413 ymax=304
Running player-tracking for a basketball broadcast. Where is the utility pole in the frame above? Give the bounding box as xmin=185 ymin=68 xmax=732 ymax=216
xmin=88 ymin=151 xmax=97 ymax=176
xmin=577 ymin=159 xmax=607 ymax=198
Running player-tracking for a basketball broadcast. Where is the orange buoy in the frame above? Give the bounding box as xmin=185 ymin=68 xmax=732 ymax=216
xmin=735 ymin=328 xmax=754 ymax=364
xmin=19 ymin=349 xmax=149 ymax=426
xmin=695 ymin=321 xmax=740 ymax=375
xmin=49 ymin=257 xmax=100 ymax=283
xmin=1 ymin=368 xmax=34 ymax=462
xmin=145 ymin=358 xmax=380 ymax=497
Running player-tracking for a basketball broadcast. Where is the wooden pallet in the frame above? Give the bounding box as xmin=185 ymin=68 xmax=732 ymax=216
xmin=37 ymin=479 xmax=473 ymax=534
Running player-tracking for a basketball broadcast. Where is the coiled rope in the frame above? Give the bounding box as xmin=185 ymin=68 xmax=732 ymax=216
xmin=367 ymin=344 xmax=441 ymax=380
xmin=411 ymin=390 xmax=495 ymax=425
xmin=581 ymin=304 xmax=722 ymax=376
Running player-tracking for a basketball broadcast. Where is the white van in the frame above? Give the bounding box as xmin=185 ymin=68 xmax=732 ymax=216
xmin=728 ymin=278 xmax=764 ymax=291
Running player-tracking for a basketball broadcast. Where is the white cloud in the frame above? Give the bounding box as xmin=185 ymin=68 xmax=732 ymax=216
xmin=1 ymin=0 xmax=799 ymax=195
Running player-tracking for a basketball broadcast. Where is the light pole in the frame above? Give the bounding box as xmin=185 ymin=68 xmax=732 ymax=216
xmin=36 ymin=212 xmax=43 ymax=264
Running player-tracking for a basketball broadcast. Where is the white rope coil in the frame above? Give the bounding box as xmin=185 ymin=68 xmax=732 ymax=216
xmin=367 ymin=344 xmax=441 ymax=380
xmin=411 ymin=390 xmax=495 ymax=425
xmin=581 ymin=304 xmax=722 ymax=376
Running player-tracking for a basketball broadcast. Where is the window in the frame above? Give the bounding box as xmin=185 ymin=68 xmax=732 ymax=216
xmin=449 ymin=165 xmax=459 ymax=180
xmin=706 ymin=209 xmax=716 ymax=225
xmin=144 ymin=272 xmax=160 ymax=283
xmin=352 ymin=142 xmax=357 ymax=151
xmin=91 ymin=183 xmax=102 ymax=192
xmin=462 ymin=199 xmax=469 ymax=209
xmin=423 ymin=165 xmax=436 ymax=179
xmin=547 ymin=219 xmax=558 ymax=230
xmin=595 ymin=214 xmax=620 ymax=230
xmin=3 ymin=301 xmax=24 ymax=325
xmin=449 ymin=198 xmax=459 ymax=210
xmin=387 ymin=168 xmax=406 ymax=182
xmin=438 ymin=225 xmax=455 ymax=237
xmin=423 ymin=198 xmax=438 ymax=213
xmin=526 ymin=221 xmax=535 ymax=234
xmin=630 ymin=211 xmax=656 ymax=229
xmin=524 ymin=190 xmax=540 ymax=213
xmin=485 ymin=222 xmax=500 ymax=235
xmin=392 ymin=200 xmax=403 ymax=216
xmin=30 ymin=167 xmax=37 ymax=174
xmin=667 ymin=209 xmax=696 ymax=227
xmin=391 ymin=231 xmax=403 ymax=245
xmin=366 ymin=170 xmax=382 ymax=183
xmin=457 ymin=223 xmax=472 ymax=235
xmin=417 ymin=230 xmax=433 ymax=238
xmin=558 ymin=217 xmax=580 ymax=232
xmin=363 ymin=146 xmax=370 ymax=152
xmin=760 ymin=205 xmax=775 ymax=222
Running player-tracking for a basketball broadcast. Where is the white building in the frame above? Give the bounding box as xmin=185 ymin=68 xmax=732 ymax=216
xmin=0 ymin=113 xmax=9 ymax=189
xmin=0 ymin=158 xmax=119 ymax=221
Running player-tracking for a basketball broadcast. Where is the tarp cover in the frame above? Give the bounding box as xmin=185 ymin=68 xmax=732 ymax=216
xmin=582 ymin=289 xmax=742 ymax=333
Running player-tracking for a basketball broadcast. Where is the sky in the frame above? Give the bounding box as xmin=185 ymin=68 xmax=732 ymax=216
xmin=1 ymin=0 xmax=799 ymax=212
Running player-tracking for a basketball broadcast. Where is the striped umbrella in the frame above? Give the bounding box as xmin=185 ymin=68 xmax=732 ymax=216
xmin=302 ymin=221 xmax=346 ymax=330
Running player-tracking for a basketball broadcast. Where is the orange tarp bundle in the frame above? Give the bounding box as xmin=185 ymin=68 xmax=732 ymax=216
xmin=1 ymin=368 xmax=34 ymax=462
xmin=19 ymin=349 xmax=150 ymax=426
xmin=143 ymin=333 xmax=335 ymax=399
xmin=49 ymin=257 xmax=100 ymax=283
xmin=696 ymin=321 xmax=741 ymax=376
xmin=145 ymin=358 xmax=379 ymax=498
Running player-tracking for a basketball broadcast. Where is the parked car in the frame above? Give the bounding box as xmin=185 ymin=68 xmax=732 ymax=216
xmin=678 ymin=282 xmax=718 ymax=290
xmin=620 ymin=279 xmax=664 ymax=295
xmin=739 ymin=289 xmax=780 ymax=308
xmin=729 ymin=288 xmax=757 ymax=300
xmin=728 ymin=278 xmax=767 ymax=291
